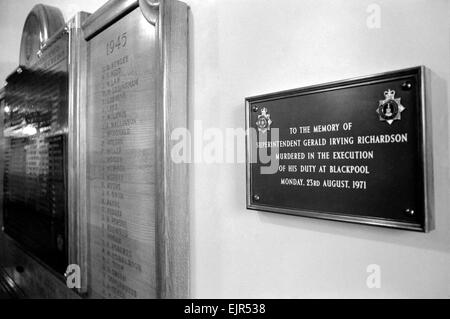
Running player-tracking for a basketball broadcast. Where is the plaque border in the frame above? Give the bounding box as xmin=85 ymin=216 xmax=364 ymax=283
xmin=81 ymin=0 xmax=189 ymax=298
xmin=67 ymin=12 xmax=92 ymax=295
xmin=245 ymin=66 xmax=433 ymax=232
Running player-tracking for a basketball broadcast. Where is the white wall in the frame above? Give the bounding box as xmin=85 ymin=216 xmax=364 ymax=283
xmin=185 ymin=0 xmax=450 ymax=298
xmin=0 ymin=0 xmax=105 ymax=82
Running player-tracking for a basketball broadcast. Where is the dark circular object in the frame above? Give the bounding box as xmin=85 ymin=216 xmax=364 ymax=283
xmin=15 ymin=266 xmax=25 ymax=273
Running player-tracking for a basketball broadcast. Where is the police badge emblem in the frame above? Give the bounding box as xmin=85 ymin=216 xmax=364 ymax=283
xmin=256 ymin=107 xmax=272 ymax=133
xmin=376 ymin=89 xmax=405 ymax=125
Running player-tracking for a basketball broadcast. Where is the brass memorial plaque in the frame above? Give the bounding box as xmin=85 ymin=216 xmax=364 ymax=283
xmin=246 ymin=67 xmax=433 ymax=231
xmin=86 ymin=7 xmax=156 ymax=298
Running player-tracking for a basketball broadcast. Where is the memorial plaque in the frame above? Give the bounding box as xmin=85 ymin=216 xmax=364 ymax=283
xmin=246 ymin=67 xmax=432 ymax=231
xmin=3 ymin=31 xmax=69 ymax=272
xmin=86 ymin=7 xmax=156 ymax=298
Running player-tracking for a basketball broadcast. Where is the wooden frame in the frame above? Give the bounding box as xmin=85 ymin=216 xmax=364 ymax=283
xmin=67 ymin=11 xmax=91 ymax=295
xmin=81 ymin=0 xmax=189 ymax=298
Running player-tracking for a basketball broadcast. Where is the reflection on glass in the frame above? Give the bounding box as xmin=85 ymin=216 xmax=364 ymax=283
xmin=2 ymin=33 xmax=68 ymax=274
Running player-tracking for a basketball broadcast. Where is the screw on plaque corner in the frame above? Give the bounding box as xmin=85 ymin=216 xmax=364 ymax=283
xmin=253 ymin=194 xmax=260 ymax=202
xmin=405 ymin=208 xmax=415 ymax=216
xmin=252 ymin=105 xmax=259 ymax=112
xmin=401 ymin=81 xmax=412 ymax=90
